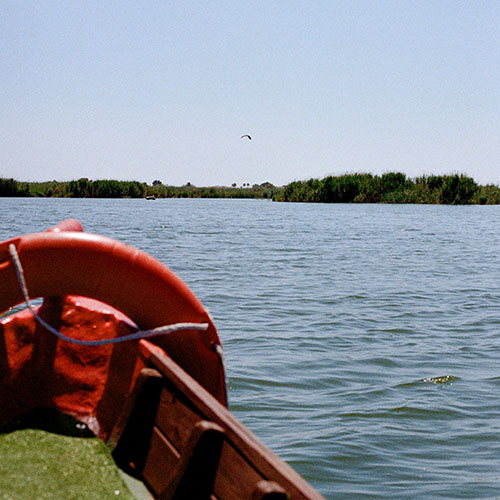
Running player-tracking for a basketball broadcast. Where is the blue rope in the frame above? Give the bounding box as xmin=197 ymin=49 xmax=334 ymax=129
xmin=8 ymin=243 xmax=208 ymax=346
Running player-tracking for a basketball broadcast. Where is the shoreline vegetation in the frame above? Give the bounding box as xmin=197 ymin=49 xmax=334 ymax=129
xmin=2 ymin=172 xmax=500 ymax=204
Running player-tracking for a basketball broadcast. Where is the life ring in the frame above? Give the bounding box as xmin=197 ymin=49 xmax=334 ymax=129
xmin=0 ymin=228 xmax=227 ymax=405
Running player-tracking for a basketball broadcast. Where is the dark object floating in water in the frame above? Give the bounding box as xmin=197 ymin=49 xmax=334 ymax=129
xmin=145 ymin=194 xmax=156 ymax=200
xmin=0 ymin=219 xmax=325 ymax=500
xmin=241 ymin=134 xmax=252 ymax=140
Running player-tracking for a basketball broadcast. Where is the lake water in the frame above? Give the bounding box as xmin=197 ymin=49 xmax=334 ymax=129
xmin=1 ymin=197 xmax=500 ymax=499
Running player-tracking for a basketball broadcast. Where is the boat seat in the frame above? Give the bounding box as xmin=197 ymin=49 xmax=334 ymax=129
xmin=109 ymin=340 xmax=320 ymax=500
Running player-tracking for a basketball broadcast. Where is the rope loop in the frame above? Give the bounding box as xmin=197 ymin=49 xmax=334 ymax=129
xmin=8 ymin=243 xmax=208 ymax=346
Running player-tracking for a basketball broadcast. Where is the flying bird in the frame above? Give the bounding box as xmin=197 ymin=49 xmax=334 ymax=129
xmin=240 ymin=134 xmax=252 ymax=140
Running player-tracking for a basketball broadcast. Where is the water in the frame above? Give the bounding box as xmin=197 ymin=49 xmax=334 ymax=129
xmin=1 ymin=198 xmax=500 ymax=499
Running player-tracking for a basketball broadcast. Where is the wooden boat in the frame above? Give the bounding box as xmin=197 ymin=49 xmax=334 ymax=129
xmin=0 ymin=220 xmax=325 ymax=499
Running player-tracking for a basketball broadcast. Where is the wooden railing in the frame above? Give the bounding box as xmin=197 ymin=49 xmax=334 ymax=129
xmin=109 ymin=340 xmax=326 ymax=500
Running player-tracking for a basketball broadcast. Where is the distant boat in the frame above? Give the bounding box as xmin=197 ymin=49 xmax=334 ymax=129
xmin=145 ymin=194 xmax=156 ymax=200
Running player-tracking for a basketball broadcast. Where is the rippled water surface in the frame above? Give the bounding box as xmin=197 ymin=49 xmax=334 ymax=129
xmin=2 ymin=198 xmax=500 ymax=499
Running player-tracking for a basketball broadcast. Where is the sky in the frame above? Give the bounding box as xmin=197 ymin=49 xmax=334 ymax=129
xmin=2 ymin=1 xmax=500 ymax=187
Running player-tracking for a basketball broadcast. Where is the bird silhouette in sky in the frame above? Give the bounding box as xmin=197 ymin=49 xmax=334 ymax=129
xmin=240 ymin=134 xmax=252 ymax=140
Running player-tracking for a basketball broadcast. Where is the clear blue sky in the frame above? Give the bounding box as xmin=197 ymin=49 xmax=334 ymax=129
xmin=2 ymin=1 xmax=499 ymax=187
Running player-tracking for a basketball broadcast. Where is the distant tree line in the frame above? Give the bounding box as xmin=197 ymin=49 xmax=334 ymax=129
xmin=274 ymin=173 xmax=500 ymax=205
xmin=0 ymin=178 xmax=30 ymax=197
xmin=2 ymin=173 xmax=500 ymax=204
xmin=7 ymin=178 xmax=148 ymax=198
xmin=67 ymin=178 xmax=146 ymax=198
xmin=148 ymin=182 xmax=277 ymax=199
xmin=0 ymin=178 xmax=279 ymax=200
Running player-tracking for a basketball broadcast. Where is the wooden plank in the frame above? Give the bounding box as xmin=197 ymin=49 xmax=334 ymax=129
xmin=213 ymin=441 xmax=264 ymax=500
xmin=155 ymin=387 xmax=202 ymax=451
xmin=109 ymin=368 xmax=162 ymax=450
xmin=142 ymin=427 xmax=180 ymax=497
xmin=111 ymin=369 xmax=163 ymax=477
xmin=155 ymin=386 xmax=273 ymax=500
xmin=159 ymin=421 xmax=225 ymax=500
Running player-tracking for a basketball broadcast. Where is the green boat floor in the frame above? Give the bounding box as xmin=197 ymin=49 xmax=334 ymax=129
xmin=0 ymin=428 xmax=148 ymax=500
